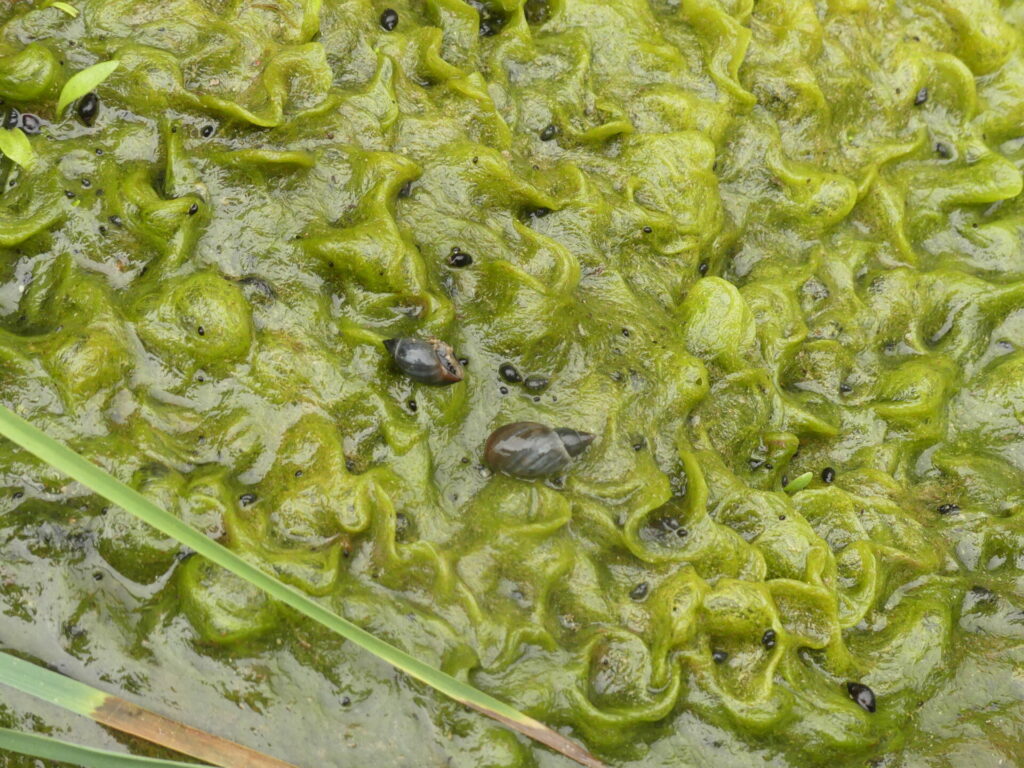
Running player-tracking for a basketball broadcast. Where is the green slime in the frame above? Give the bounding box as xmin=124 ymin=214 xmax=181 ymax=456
xmin=0 ymin=0 xmax=1023 ymax=766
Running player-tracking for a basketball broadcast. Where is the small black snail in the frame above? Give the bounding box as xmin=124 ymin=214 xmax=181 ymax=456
xmin=845 ymin=682 xmax=876 ymax=713
xmin=383 ymin=337 xmax=464 ymax=385
xmin=484 ymin=422 xmax=595 ymax=478
xmin=77 ymin=92 xmax=100 ymax=127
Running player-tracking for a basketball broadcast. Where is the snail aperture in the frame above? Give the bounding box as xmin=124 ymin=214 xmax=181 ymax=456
xmin=384 ymin=337 xmax=464 ymax=384
xmin=484 ymin=421 xmax=595 ymax=478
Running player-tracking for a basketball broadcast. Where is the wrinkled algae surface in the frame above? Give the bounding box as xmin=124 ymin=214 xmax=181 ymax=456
xmin=1 ymin=1 xmax=1024 ymax=766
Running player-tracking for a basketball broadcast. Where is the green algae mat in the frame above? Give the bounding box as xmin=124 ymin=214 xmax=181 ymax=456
xmin=1 ymin=0 xmax=1024 ymax=766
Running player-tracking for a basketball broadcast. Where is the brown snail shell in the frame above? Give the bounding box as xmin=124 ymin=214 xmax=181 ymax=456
xmin=383 ymin=337 xmax=464 ymax=384
xmin=484 ymin=422 xmax=595 ymax=478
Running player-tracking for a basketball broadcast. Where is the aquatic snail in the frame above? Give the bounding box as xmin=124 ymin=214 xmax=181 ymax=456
xmin=77 ymin=92 xmax=100 ymax=126
xmin=379 ymin=8 xmax=398 ymax=30
xmin=383 ymin=337 xmax=464 ymax=384
xmin=846 ymin=682 xmax=876 ymax=713
xmin=484 ymin=421 xmax=595 ymax=478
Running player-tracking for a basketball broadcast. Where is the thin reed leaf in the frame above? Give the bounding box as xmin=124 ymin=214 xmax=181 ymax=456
xmin=0 ymin=651 xmax=298 ymax=768
xmin=0 ymin=727 xmax=209 ymax=768
xmin=0 ymin=404 xmax=605 ymax=768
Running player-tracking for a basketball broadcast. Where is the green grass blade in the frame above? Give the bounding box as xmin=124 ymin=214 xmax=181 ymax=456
xmin=0 ymin=128 xmax=36 ymax=168
xmin=47 ymin=1 xmax=80 ymax=16
xmin=0 ymin=652 xmax=297 ymax=768
xmin=0 ymin=404 xmax=605 ymax=768
xmin=783 ymin=471 xmax=814 ymax=493
xmin=0 ymin=652 xmax=105 ymax=716
xmin=57 ymin=60 xmax=119 ymax=115
xmin=0 ymin=728 xmax=209 ymax=768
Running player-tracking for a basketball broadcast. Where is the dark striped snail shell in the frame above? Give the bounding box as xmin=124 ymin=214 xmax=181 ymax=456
xmin=383 ymin=337 xmax=464 ymax=384
xmin=484 ymin=422 xmax=595 ymax=478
